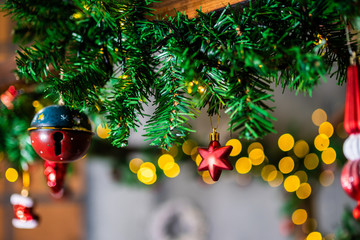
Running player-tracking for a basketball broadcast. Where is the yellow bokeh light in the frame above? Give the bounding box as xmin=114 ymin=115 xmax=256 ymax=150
xmin=195 ymin=154 xmax=202 ymax=166
xmin=5 ymin=168 xmax=18 ymax=182
xmin=294 ymin=140 xmax=309 ymax=158
xmin=304 ymin=153 xmax=319 ymax=170
xmin=261 ymin=165 xmax=277 ymax=181
xmin=140 ymin=162 xmax=156 ymax=172
xmin=161 ymin=146 xmax=179 ymax=157
xmin=284 ymin=175 xmax=300 ymax=192
xmin=321 ymin=147 xmax=336 ymax=165
xmin=278 ymin=156 xmax=295 ymax=174
xmin=319 ymin=170 xmax=334 ymax=187
xmin=302 ymin=219 xmax=318 ymax=234
xmin=249 ymin=148 xmax=265 ymax=166
xmin=312 ymin=108 xmax=327 ymax=126
xmin=158 ymin=154 xmax=175 ymax=169
xmin=278 ymin=133 xmax=295 ymax=152
xmin=336 ymin=122 xmax=347 ymax=139
xmin=296 ymin=183 xmax=312 ymax=199
xmin=129 ymin=158 xmax=143 ymax=173
xmin=295 ymin=170 xmax=308 ymax=183
xmin=319 ymin=121 xmax=334 ymax=138
xmin=96 ymin=124 xmax=111 ymax=139
xmin=202 ymin=171 xmax=216 ymax=184
xmin=226 ymin=139 xmax=242 ymax=156
xmin=163 ymin=162 xmax=180 ymax=178
xmin=182 ymin=139 xmax=197 ymax=155
xmin=32 ymin=100 xmax=40 ymax=108
xmin=314 ymin=134 xmax=329 ymax=151
xmin=268 ymin=171 xmax=283 ymax=187
xmin=292 ymin=209 xmax=308 ymax=225
xmin=190 ymin=147 xmax=198 ymax=161
xmin=307 ymin=232 xmax=322 ymax=240
xmin=247 ymin=142 xmax=264 ymax=154
xmin=137 ymin=166 xmax=156 ymax=184
xmin=235 ymin=157 xmax=252 ymax=174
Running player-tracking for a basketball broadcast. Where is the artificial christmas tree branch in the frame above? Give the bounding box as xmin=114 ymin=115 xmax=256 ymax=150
xmin=1 ymin=0 xmax=355 ymax=150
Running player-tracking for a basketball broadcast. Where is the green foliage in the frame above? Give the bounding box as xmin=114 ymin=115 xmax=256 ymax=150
xmin=1 ymin=0 xmax=353 ymax=149
xmin=0 ymin=91 xmax=41 ymax=170
xmin=336 ymin=208 xmax=360 ymax=240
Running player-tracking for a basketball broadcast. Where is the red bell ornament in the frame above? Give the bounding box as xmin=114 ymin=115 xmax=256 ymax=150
xmin=28 ymin=105 xmax=93 ymax=162
xmin=44 ymin=161 xmax=68 ymax=198
xmin=341 ymin=160 xmax=360 ymax=220
xmin=197 ymin=129 xmax=233 ymax=181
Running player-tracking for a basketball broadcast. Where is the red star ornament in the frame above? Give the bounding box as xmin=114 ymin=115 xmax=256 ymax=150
xmin=197 ymin=140 xmax=233 ymax=181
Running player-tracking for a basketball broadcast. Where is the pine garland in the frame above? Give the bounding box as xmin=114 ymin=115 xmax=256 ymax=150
xmin=1 ymin=0 xmax=353 ymax=150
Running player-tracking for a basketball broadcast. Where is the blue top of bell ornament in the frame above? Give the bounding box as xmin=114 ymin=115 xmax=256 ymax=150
xmin=29 ymin=105 xmax=92 ymax=131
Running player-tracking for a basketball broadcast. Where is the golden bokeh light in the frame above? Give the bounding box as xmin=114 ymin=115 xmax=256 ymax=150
xmin=137 ymin=166 xmax=156 ymax=184
xmin=235 ymin=157 xmax=252 ymax=174
xmin=226 ymin=139 xmax=242 ymax=156
xmin=5 ymin=168 xmax=18 ymax=182
xmin=293 ymin=140 xmax=309 ymax=158
xmin=268 ymin=171 xmax=284 ymax=187
xmin=247 ymin=142 xmax=264 ymax=154
xmin=314 ymin=134 xmax=329 ymax=151
xmin=336 ymin=122 xmax=347 ymax=139
xmin=284 ymin=175 xmax=301 ymax=192
xmin=295 ymin=170 xmax=308 ymax=183
xmin=182 ymin=139 xmax=197 ymax=155
xmin=249 ymin=148 xmax=265 ymax=165
xmin=319 ymin=170 xmax=334 ymax=187
xmin=307 ymin=232 xmax=322 ymax=240
xmin=278 ymin=156 xmax=295 ymax=174
xmin=261 ymin=165 xmax=277 ymax=181
xmin=129 ymin=158 xmax=144 ymax=173
xmin=141 ymin=162 xmax=156 ymax=172
xmin=202 ymin=171 xmax=216 ymax=184
xmin=278 ymin=133 xmax=295 ymax=152
xmin=318 ymin=121 xmax=334 ymax=138
xmin=163 ymin=162 xmax=180 ymax=178
xmin=161 ymin=146 xmax=179 ymax=157
xmin=158 ymin=154 xmax=175 ymax=169
xmin=321 ymin=147 xmax=336 ymax=165
xmin=304 ymin=153 xmax=319 ymax=170
xmin=312 ymin=108 xmax=327 ymax=126
xmin=292 ymin=209 xmax=308 ymax=225
xmin=96 ymin=124 xmax=111 ymax=139
xmin=296 ymin=183 xmax=312 ymax=199
xmin=302 ymin=219 xmax=318 ymax=234
xmin=190 ymin=147 xmax=199 ymax=161
xmin=195 ymin=154 xmax=202 ymax=166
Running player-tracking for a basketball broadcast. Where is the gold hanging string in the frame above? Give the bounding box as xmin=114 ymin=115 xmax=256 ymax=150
xmin=210 ymin=102 xmax=221 ymax=130
xmin=59 ymin=69 xmax=65 ymax=106
xmin=21 ymin=170 xmax=30 ymax=197
xmin=344 ymin=17 xmax=356 ymax=65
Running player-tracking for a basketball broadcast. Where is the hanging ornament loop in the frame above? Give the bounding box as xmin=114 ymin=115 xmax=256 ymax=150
xmin=21 ymin=170 xmax=30 ymax=197
xmin=344 ymin=17 xmax=356 ymax=65
xmin=209 ymin=102 xmax=221 ymax=130
xmin=210 ymin=128 xmax=219 ymax=142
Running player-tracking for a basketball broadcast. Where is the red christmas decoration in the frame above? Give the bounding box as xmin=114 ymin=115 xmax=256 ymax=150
xmin=197 ymin=129 xmax=233 ymax=181
xmin=344 ymin=61 xmax=360 ymax=134
xmin=342 ymin=55 xmax=360 ymax=220
xmin=28 ymin=105 xmax=92 ymax=162
xmin=341 ymin=160 xmax=360 ymax=220
xmin=44 ymin=161 xmax=68 ymax=198
xmin=10 ymin=194 xmax=39 ymax=229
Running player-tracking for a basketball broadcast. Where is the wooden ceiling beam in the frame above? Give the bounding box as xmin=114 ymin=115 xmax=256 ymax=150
xmin=151 ymin=0 xmax=248 ymax=18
